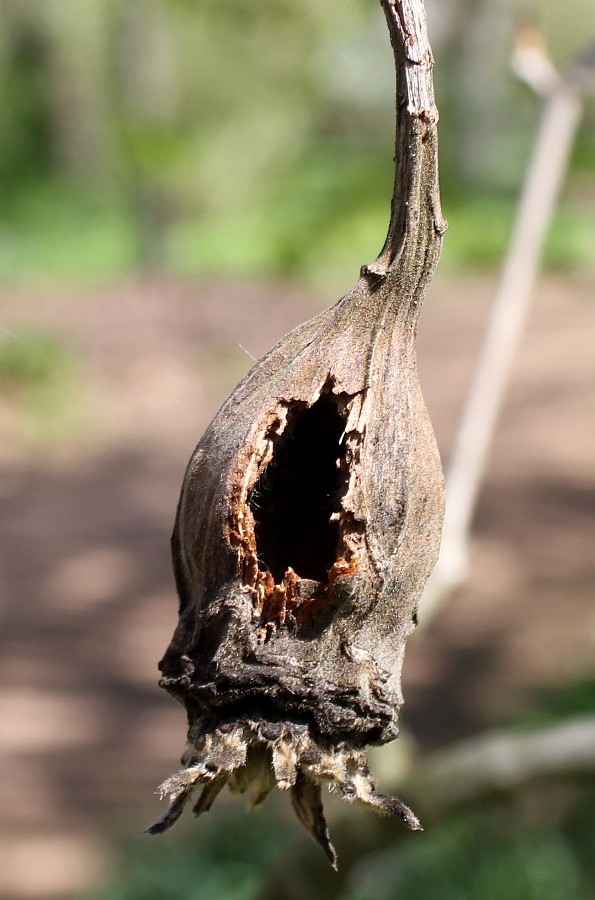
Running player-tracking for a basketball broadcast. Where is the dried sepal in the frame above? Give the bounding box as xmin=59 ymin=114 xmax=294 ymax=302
xmin=148 ymin=719 xmax=421 ymax=863
xmin=149 ymin=0 xmax=445 ymax=866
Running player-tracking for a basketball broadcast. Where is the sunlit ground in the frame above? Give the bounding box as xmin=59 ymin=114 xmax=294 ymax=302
xmin=1 ymin=269 xmax=594 ymax=898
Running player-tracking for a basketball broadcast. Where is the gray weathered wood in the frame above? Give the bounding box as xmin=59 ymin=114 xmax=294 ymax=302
xmin=149 ymin=0 xmax=446 ymax=864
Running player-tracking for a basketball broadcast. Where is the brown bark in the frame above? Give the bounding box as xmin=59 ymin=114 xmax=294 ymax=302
xmin=148 ymin=0 xmax=446 ymax=866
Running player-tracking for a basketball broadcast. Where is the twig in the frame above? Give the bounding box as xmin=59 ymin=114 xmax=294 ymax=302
xmin=400 ymin=715 xmax=595 ymax=817
xmin=420 ymin=34 xmax=595 ymax=623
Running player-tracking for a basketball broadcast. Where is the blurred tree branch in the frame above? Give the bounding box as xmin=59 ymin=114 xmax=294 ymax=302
xmin=420 ymin=33 xmax=595 ymax=624
xmin=404 ymin=714 xmax=595 ymax=819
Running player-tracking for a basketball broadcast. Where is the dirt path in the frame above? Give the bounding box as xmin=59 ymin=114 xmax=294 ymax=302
xmin=1 ymin=273 xmax=593 ymax=898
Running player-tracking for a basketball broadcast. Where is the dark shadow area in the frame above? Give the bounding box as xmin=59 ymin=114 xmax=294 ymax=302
xmin=249 ymin=393 xmax=347 ymax=583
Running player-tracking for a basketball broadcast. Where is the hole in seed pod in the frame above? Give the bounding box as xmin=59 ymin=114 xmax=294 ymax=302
xmin=248 ymin=391 xmax=348 ymax=583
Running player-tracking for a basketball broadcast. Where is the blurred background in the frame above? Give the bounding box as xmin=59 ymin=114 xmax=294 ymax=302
xmin=0 ymin=0 xmax=594 ymax=898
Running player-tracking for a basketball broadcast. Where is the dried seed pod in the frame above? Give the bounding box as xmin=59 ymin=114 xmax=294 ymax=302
xmin=149 ymin=0 xmax=447 ymax=866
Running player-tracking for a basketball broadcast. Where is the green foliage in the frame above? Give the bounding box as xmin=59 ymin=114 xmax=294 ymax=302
xmin=165 ymin=143 xmax=393 ymax=284
xmin=343 ymin=802 xmax=594 ymax=900
xmin=0 ymin=326 xmax=83 ymax=442
xmin=516 ymin=677 xmax=595 ymax=728
xmin=0 ymin=328 xmax=68 ymax=385
xmin=0 ymin=0 xmax=593 ymax=285
xmin=544 ymin=204 xmax=595 ymax=271
xmin=439 ymin=195 xmax=515 ymax=271
xmin=0 ymin=180 xmax=137 ymax=284
xmin=83 ymin=785 xmax=595 ymax=900
xmin=84 ymin=808 xmax=293 ymax=900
